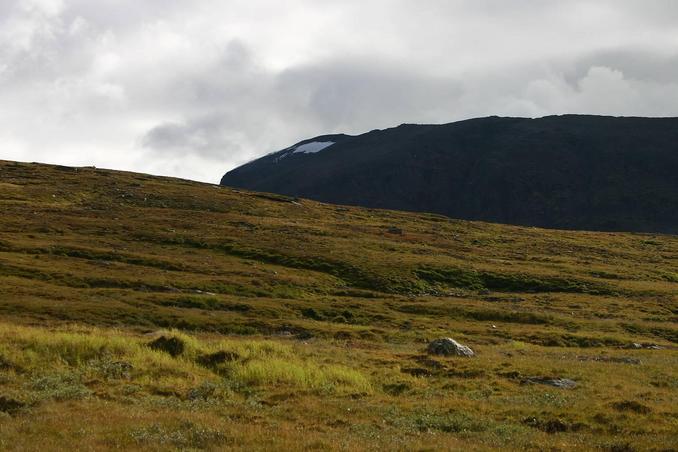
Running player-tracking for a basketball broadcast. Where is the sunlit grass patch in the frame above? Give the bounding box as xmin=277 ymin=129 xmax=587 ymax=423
xmin=211 ymin=338 xmax=295 ymax=361
xmin=197 ymin=338 xmax=372 ymax=394
xmin=0 ymin=322 xmax=372 ymax=401
xmin=0 ymin=324 xmax=205 ymax=377
xmin=233 ymin=358 xmax=372 ymax=394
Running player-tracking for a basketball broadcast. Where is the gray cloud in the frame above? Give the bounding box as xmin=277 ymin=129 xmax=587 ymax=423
xmin=276 ymin=59 xmax=464 ymax=131
xmin=1 ymin=0 xmax=678 ymax=182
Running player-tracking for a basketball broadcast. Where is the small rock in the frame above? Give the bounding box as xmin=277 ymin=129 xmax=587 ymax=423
xmin=523 ymin=376 xmax=577 ymax=389
xmin=624 ymin=342 xmax=664 ymax=350
xmin=427 ymin=338 xmax=475 ymax=357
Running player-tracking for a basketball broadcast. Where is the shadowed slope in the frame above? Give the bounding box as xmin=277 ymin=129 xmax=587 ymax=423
xmin=222 ymin=115 xmax=678 ymax=234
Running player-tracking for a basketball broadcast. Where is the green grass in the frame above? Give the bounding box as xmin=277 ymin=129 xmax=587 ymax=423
xmin=0 ymin=323 xmax=371 ymax=400
xmin=0 ymin=160 xmax=676 ymax=450
xmin=416 ymin=265 xmax=615 ymax=294
xmin=233 ymin=358 xmax=372 ymax=393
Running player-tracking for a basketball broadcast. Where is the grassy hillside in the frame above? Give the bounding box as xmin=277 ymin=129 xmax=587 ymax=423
xmin=0 ymin=159 xmax=676 ymax=451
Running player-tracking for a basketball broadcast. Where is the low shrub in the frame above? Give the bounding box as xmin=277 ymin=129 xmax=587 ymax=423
xmin=148 ymin=336 xmax=186 ymax=357
xmin=29 ymin=372 xmax=92 ymax=401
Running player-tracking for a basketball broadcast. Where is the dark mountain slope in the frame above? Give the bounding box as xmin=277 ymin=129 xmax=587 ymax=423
xmin=221 ymin=115 xmax=678 ymax=233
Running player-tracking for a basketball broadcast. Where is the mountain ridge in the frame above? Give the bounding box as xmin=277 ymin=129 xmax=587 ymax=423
xmin=221 ymin=115 xmax=678 ymax=234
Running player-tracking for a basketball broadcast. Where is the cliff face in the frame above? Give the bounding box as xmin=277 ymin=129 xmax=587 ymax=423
xmin=221 ymin=115 xmax=678 ymax=234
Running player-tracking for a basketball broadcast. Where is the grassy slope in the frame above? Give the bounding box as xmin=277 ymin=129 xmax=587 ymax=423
xmin=0 ymin=159 xmax=676 ymax=451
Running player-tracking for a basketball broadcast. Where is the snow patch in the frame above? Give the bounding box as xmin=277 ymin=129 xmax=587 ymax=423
xmin=271 ymin=140 xmax=336 ymax=163
xmin=292 ymin=141 xmax=335 ymax=154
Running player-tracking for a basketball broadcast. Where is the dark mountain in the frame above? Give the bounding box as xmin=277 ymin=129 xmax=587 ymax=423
xmin=221 ymin=115 xmax=678 ymax=234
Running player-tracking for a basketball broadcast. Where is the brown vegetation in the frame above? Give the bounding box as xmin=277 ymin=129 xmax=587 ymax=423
xmin=0 ymin=160 xmax=676 ymax=450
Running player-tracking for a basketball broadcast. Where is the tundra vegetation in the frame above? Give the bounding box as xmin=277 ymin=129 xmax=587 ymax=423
xmin=0 ymin=160 xmax=676 ymax=451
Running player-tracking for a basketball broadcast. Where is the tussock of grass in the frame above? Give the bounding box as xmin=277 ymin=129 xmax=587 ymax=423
xmin=233 ymin=359 xmax=372 ymax=394
xmin=212 ymin=339 xmax=294 ymax=361
xmin=0 ymin=323 xmax=372 ymax=401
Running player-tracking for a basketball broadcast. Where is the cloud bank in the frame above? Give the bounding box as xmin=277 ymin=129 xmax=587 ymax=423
xmin=1 ymin=0 xmax=678 ymax=182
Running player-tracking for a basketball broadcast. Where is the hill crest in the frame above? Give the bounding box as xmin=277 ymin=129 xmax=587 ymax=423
xmin=221 ymin=115 xmax=678 ymax=234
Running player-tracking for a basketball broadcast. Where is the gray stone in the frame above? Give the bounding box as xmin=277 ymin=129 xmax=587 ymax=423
xmin=625 ymin=342 xmax=664 ymax=350
xmin=427 ymin=338 xmax=475 ymax=357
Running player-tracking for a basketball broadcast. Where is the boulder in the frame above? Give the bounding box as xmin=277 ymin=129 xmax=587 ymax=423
xmin=427 ymin=338 xmax=475 ymax=357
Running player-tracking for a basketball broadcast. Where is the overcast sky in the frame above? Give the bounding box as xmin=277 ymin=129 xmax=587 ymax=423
xmin=1 ymin=0 xmax=678 ymax=182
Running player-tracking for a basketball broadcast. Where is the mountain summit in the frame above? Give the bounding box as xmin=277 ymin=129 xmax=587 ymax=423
xmin=221 ymin=115 xmax=678 ymax=234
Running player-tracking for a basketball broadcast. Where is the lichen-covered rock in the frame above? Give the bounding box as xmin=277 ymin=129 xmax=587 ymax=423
xmin=427 ymin=338 xmax=475 ymax=357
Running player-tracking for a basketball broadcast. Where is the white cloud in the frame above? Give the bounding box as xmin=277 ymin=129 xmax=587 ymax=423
xmin=1 ymin=0 xmax=677 ymax=182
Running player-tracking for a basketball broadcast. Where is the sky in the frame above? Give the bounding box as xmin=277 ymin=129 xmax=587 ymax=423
xmin=1 ymin=1 xmax=678 ymax=183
